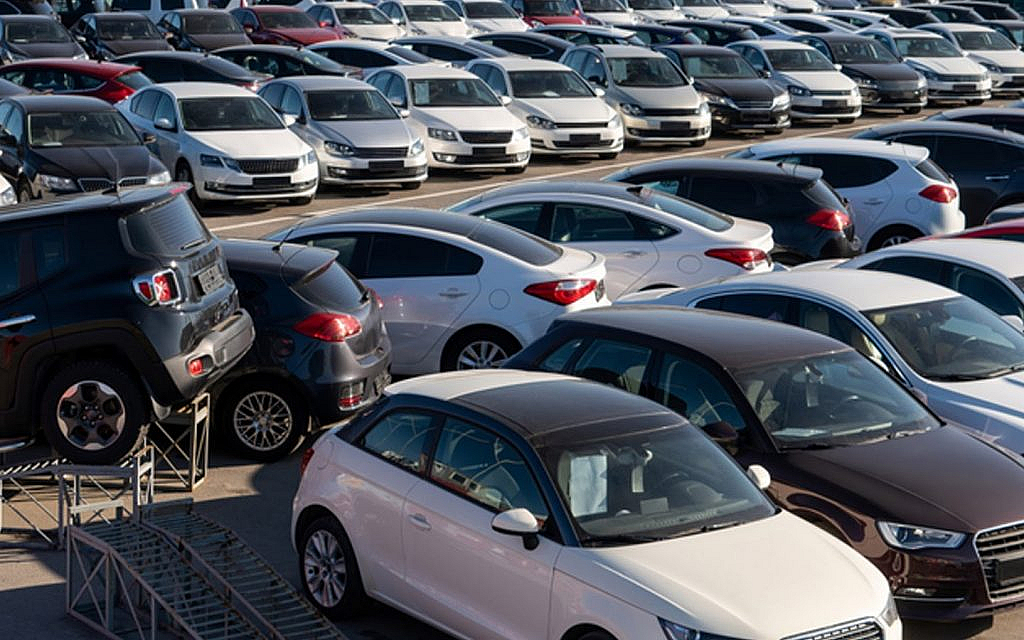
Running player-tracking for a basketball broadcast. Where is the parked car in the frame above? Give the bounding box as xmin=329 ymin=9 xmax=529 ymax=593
xmin=471 ymin=30 xmax=575 ymax=60
xmin=854 ymin=121 xmax=1024 ymax=226
xmin=258 ymin=76 xmax=428 ymax=189
xmin=307 ymin=2 xmax=406 ymax=40
xmin=108 ymin=0 xmax=201 ymax=27
xmin=509 ymin=305 xmax=1024 ymax=622
xmin=0 ymin=59 xmax=150 ymax=103
xmin=308 ymin=40 xmax=436 ymax=77
xmin=665 ymin=18 xmax=759 ymax=45
xmin=114 ymin=51 xmax=265 ymax=90
xmin=0 ymin=95 xmax=169 ymax=202
xmin=981 ymin=19 xmax=1024 ymax=48
xmin=216 ymin=239 xmax=390 ymax=460
xmin=449 ymin=179 xmax=774 ymax=298
xmin=624 ymin=23 xmax=703 ymax=45
xmin=862 ymin=7 xmax=941 ymax=28
xmin=722 ymin=0 xmax=775 ymax=17
xmin=571 ymin=0 xmax=645 ymax=27
xmin=70 ymin=13 xmax=171 ymax=61
xmin=292 ymin=369 xmax=900 ymax=637
xmin=264 ymin=208 xmax=609 ymax=374
xmin=822 ymin=9 xmax=903 ymax=29
xmin=922 ymin=23 xmax=1024 ymax=94
xmin=230 ymin=6 xmax=343 ymax=45
xmin=534 ymin=23 xmax=644 ymax=46
xmin=214 ymin=44 xmax=353 ymax=78
xmin=955 ymin=1 xmax=1023 ymax=20
xmin=442 ymin=0 xmax=530 ymax=31
xmin=465 ymin=57 xmax=624 ymax=158
xmin=723 ymin=15 xmax=799 ymax=38
xmin=730 ymin=138 xmax=964 ymax=249
xmin=0 ymin=185 xmax=253 ymax=464
xmin=909 ymin=2 xmax=985 ymax=23
xmin=116 ymin=82 xmax=318 ymax=205
xmin=559 ymin=44 xmax=712 ymax=145
xmin=928 ymin=106 xmax=1024 ymax=134
xmin=157 ymin=9 xmax=252 ymax=52
xmin=394 ymin=35 xmax=511 ymax=66
xmin=772 ymin=14 xmax=857 ymax=34
xmin=508 ymin=0 xmax=585 ymax=25
xmin=364 ymin=65 xmax=531 ymax=172
xmin=375 ymin=0 xmax=472 ymax=37
xmin=656 ymin=45 xmax=792 ymax=133
xmin=0 ymin=15 xmax=86 ymax=62
xmin=727 ymin=40 xmax=862 ymax=123
xmin=946 ymin=216 xmax=1024 ymax=238
xmin=604 ymin=158 xmax=859 ymax=265
xmin=772 ymin=0 xmax=824 ymax=13
xmin=984 ymin=203 xmax=1024 ymax=224
xmin=673 ymin=0 xmax=729 ymax=19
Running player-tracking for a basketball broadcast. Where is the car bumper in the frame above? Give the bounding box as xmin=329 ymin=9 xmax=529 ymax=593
xmin=709 ymin=104 xmax=791 ymax=131
xmin=989 ymin=71 xmax=1024 ymax=93
xmin=195 ymin=163 xmax=320 ymax=201
xmin=620 ymin=111 xmax=712 ymax=143
xmin=529 ymin=124 xmax=624 ymax=155
xmin=925 ymin=78 xmax=992 ymax=100
xmin=426 ymin=137 xmax=531 ymax=169
xmin=859 ymin=85 xmax=928 ymax=108
xmin=307 ymin=344 xmax=392 ymax=427
xmin=318 ymin=152 xmax=428 ymax=185
xmin=164 ymin=309 xmax=254 ymax=402
xmin=790 ymin=94 xmax=861 ymax=120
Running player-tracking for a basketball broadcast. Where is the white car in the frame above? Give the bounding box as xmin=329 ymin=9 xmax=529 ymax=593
xmin=266 ymin=209 xmax=608 ymax=373
xmin=862 ymin=28 xmax=992 ymax=104
xmin=450 ymin=180 xmax=775 ymax=299
xmin=376 ymin=0 xmax=473 ymax=36
xmin=723 ymin=0 xmax=775 ymax=16
xmin=465 ymin=57 xmax=624 ymax=158
xmin=574 ymin=0 xmax=647 ymax=26
xmin=673 ymin=0 xmax=730 ymax=19
xmin=772 ymin=0 xmax=820 ymax=13
xmin=309 ymin=40 xmax=441 ymax=76
xmin=922 ymin=23 xmax=1024 ymax=95
xmin=821 ymin=9 xmax=902 ymax=29
xmin=723 ymin=15 xmax=799 ymax=36
xmin=772 ymin=13 xmax=856 ymax=33
xmin=116 ymin=82 xmax=318 ymax=205
xmin=731 ymin=138 xmax=965 ymax=249
xmin=291 ymin=369 xmax=901 ymax=640
xmin=0 ymin=175 xmax=14 ymax=206
xmin=443 ymin=0 xmax=531 ymax=31
xmin=312 ymin=2 xmax=407 ymax=40
xmin=622 ymin=268 xmax=1024 ymax=454
xmin=728 ymin=40 xmax=861 ymax=122
xmin=626 ymin=0 xmax=685 ymax=22
xmin=365 ymin=65 xmax=531 ymax=172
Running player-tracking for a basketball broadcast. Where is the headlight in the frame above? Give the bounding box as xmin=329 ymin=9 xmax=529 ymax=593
xmin=0 ymin=185 xmax=14 ymax=205
xmin=199 ymin=153 xmax=224 ymax=167
xmin=787 ymin=85 xmax=812 ymax=97
xmin=513 ymin=126 xmax=529 ymax=140
xmin=324 ymin=140 xmax=355 ymax=157
xmin=147 ymin=170 xmax=171 ymax=185
xmin=853 ymin=76 xmax=878 ymax=87
xmin=525 ymin=114 xmax=555 ymax=129
xmin=700 ymin=92 xmax=732 ymax=107
xmin=608 ymin=113 xmax=622 ymax=128
xmin=223 ymin=157 xmax=241 ymax=172
xmin=659 ymin=618 xmax=741 ymax=640
xmin=620 ymin=102 xmax=644 ymax=117
xmin=881 ymin=593 xmax=899 ymax=626
xmin=698 ymin=101 xmax=710 ymax=115
xmin=428 ymin=127 xmax=458 ymax=141
xmin=301 ymin=149 xmax=317 ymax=166
xmin=772 ymin=92 xmax=791 ymax=107
xmin=409 ymin=138 xmax=424 ymax=156
xmin=877 ymin=521 xmax=966 ymax=550
xmin=981 ymin=61 xmax=1002 ymax=73
xmin=38 ymin=173 xmax=77 ymax=192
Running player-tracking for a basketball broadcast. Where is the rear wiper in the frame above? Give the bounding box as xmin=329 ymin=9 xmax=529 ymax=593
xmin=579 ymin=533 xmax=667 ymax=547
xmin=180 ymin=238 xmax=205 ymax=251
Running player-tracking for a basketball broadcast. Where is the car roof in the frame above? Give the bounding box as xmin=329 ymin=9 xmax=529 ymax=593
xmin=246 ymin=5 xmax=305 ymax=13
xmin=0 ymin=184 xmax=188 ymax=224
xmin=592 ymin=44 xmax=659 ymax=57
xmin=475 ymin=31 xmax=568 ymax=44
xmin=926 ymin=22 xmax=990 ymax=31
xmin=384 ymin=64 xmax=477 ymax=79
xmin=746 ymin=137 xmax=929 ymax=162
xmin=397 ymin=35 xmax=478 ymax=45
xmin=663 ymin=44 xmax=740 ymax=57
xmin=167 ymin=8 xmax=229 ymax=14
xmin=291 ymin=207 xmax=485 ymax=235
xmin=741 ymin=39 xmax=816 ymax=50
xmin=311 ymin=39 xmax=392 ymax=50
xmin=1 ymin=14 xmax=60 ymax=22
xmin=94 ymin=12 xmax=149 ymax=20
xmin=222 ymin=238 xmax=338 ymax=282
xmin=267 ymin=75 xmax=370 ymax=91
xmin=323 ymin=1 xmax=378 ymax=6
xmin=862 ymin=120 xmax=1024 ymax=144
xmin=475 ymin=56 xmax=570 ymax=71
xmin=798 ymin=33 xmax=873 ymax=44
xmin=148 ymin=81 xmax=256 ymax=98
xmin=615 ymin=157 xmax=822 ymax=183
xmin=0 ymin=58 xmax=139 ymax=76
xmin=884 ymin=28 xmax=943 ymax=37
xmin=6 ymin=94 xmax=115 ymax=112
xmin=215 ymin=44 xmax=309 ymax=55
xmin=938 ymin=106 xmax=1024 ymax=119
xmin=471 ymin=179 xmax=657 ymax=203
xmin=117 ymin=50 xmax=226 ymax=62
xmin=868 ymin=238 xmax=1024 ymax=277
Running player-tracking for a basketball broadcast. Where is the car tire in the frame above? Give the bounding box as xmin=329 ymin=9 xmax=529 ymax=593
xmin=16 ymin=180 xmax=32 ymax=203
xmin=691 ymin=139 xmax=707 ymax=147
xmin=298 ymin=516 xmax=368 ymax=619
xmin=175 ymin=161 xmax=204 ymax=208
xmin=505 ymin=165 xmax=527 ymax=174
xmin=217 ymin=378 xmax=308 ymax=462
xmin=399 ymin=181 xmax=422 ymax=190
xmin=598 ymin=152 xmax=618 ymax=160
xmin=578 ymin=631 xmax=616 ymax=640
xmin=40 ymin=361 xmax=148 ymax=465
xmin=868 ymin=225 xmax=922 ymax=252
xmin=838 ymin=118 xmax=856 ymax=125
xmin=902 ymin=106 xmax=922 ymax=114
xmin=441 ymin=329 xmax=520 ymax=371
xmin=290 ymin=195 xmax=315 ymax=206
xmin=967 ymin=98 xmax=985 ymax=106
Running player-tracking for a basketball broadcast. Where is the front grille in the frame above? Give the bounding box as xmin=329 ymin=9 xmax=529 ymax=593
xmin=334 ymin=167 xmax=425 ymax=179
xmin=552 ymin=139 xmax=615 ymax=148
xmin=554 ymin=121 xmax=608 ymax=128
xmin=814 ymin=89 xmax=854 ymax=96
xmin=237 ymin=158 xmax=299 ymax=175
xmin=1002 ymin=67 xmax=1024 ymax=74
xmin=643 ymin=107 xmax=700 ymax=116
xmin=354 ymin=146 xmax=407 ymax=159
xmin=452 ymin=153 xmax=515 ymax=164
xmin=78 ymin=176 xmax=149 ymax=191
xmin=880 ymin=80 xmax=925 ymax=90
xmin=799 ymin=105 xmax=859 ymax=114
xmin=460 ymin=131 xmax=511 ymax=144
xmin=734 ymin=100 xmax=773 ymax=109
xmin=939 ymin=74 xmax=986 ymax=82
xmin=976 ymin=521 xmax=1024 ymax=601
xmin=784 ymin=619 xmax=884 ymax=640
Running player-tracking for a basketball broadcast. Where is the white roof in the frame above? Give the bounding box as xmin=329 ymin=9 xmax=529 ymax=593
xmin=744 ymin=40 xmax=816 ymax=51
xmin=398 ymin=0 xmax=449 ymax=5
xmin=311 ymin=40 xmax=391 ymax=50
xmin=480 ymin=57 xmax=572 ymax=72
xmin=386 ymin=369 xmax=571 ymax=400
xmin=746 ymin=138 xmax=929 ymax=163
xmin=931 ymin=23 xmax=993 ymax=33
xmin=153 ymin=82 xmax=254 ymax=99
xmin=859 ymin=238 xmax=1024 ymax=279
xmin=889 ymin=29 xmax=943 ymax=38
xmin=387 ymin=64 xmax=477 ymax=79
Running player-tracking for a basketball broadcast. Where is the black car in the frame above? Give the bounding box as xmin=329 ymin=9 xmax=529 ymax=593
xmin=471 ymin=31 xmax=573 ymax=61
xmin=157 ymin=9 xmax=252 ymax=53
xmin=855 ymin=121 xmax=1024 ymax=226
xmin=657 ymin=45 xmax=791 ymax=133
xmin=392 ymin=36 xmax=510 ymax=67
xmin=71 ymin=12 xmax=172 ymax=60
xmin=0 ymin=185 xmax=254 ymax=463
xmin=0 ymin=15 xmax=86 ymax=62
xmin=955 ymin=1 xmax=1023 ymax=20
xmin=114 ymin=51 xmax=265 ymax=90
xmin=663 ymin=19 xmax=759 ymax=46
xmin=214 ymin=44 xmax=353 ymax=78
xmin=604 ymin=158 xmax=858 ymax=265
xmin=306 ymin=41 xmax=434 ymax=76
xmin=625 ymin=24 xmax=702 ymax=46
xmin=982 ymin=19 xmax=1024 ymax=47
xmin=789 ymin=33 xmax=928 ymax=112
xmin=215 ymin=239 xmax=391 ymax=461
xmin=928 ymin=106 xmax=1024 ymax=134
xmin=862 ymin=7 xmax=940 ymax=28
xmin=0 ymin=95 xmax=169 ymax=202
xmin=534 ymin=24 xmax=644 ymax=46
xmin=907 ymin=3 xmax=984 ymax=23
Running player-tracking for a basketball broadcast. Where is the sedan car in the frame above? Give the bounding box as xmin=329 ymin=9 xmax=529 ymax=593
xmin=215 ymin=44 xmax=352 ymax=79
xmin=624 ymin=0 xmax=684 ymax=23
xmin=534 ymin=24 xmax=645 ymax=46
xmin=450 ymin=179 xmax=774 ymax=298
xmin=393 ymin=35 xmax=511 ymax=66
xmin=658 ymin=45 xmax=791 ymax=133
xmin=560 ymin=44 xmax=711 ymax=145
xmin=822 ymin=9 xmax=903 ymax=29
xmin=308 ymin=2 xmax=406 ymax=40
xmin=624 ymin=23 xmax=703 ymax=45
xmin=664 ymin=18 xmax=759 ymax=45
xmin=0 ymin=15 xmax=86 ymax=62
xmin=928 ymin=106 xmax=1024 ymax=135
xmin=723 ymin=16 xmax=800 ymax=38
xmin=508 ymin=0 xmax=586 ymax=26
xmin=863 ymin=6 xmax=941 ymax=28
xmin=308 ymin=40 xmax=436 ymax=78
xmin=509 ymin=305 xmax=1024 ymax=622
xmin=772 ymin=14 xmax=858 ymax=34
xmin=230 ymin=6 xmax=343 ymax=45
xmin=215 ymin=239 xmax=391 ymax=461
xmin=443 ymin=0 xmax=530 ymax=31
xmin=376 ymin=0 xmax=471 ymax=37
xmin=908 ymin=2 xmax=985 ymax=23
xmin=466 ymin=57 xmax=624 ymax=158
xmin=471 ymin=30 xmax=574 ymax=61
xmin=117 ymin=82 xmax=317 ymax=205
xmin=259 ymin=76 xmax=427 ymax=189
xmin=922 ymin=23 xmax=1024 ymax=94
xmin=0 ymin=95 xmax=168 ymax=202
xmin=265 ymin=208 xmax=609 ymax=373
xmin=0 ymin=59 xmax=151 ymax=103
xmin=727 ymin=40 xmax=862 ymax=123
xmin=293 ymin=369 xmax=900 ymax=638
xmin=157 ymin=9 xmax=252 ymax=52
xmin=113 ymin=51 xmax=263 ymax=90
xmin=71 ymin=12 xmax=172 ymax=60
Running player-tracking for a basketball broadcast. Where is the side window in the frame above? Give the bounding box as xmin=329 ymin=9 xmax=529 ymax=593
xmin=33 ymin=227 xmax=67 ymax=281
xmin=73 ymin=73 xmax=104 ymax=91
xmin=796 ymin=299 xmax=887 ymax=364
xmin=0 ymin=230 xmax=23 ymax=299
xmin=280 ymin=86 xmax=302 ymax=116
xmin=740 ymin=47 xmax=767 ymax=71
xmin=551 ymin=204 xmax=643 ymax=242
xmin=260 ymin=83 xmax=284 ymax=110
xmin=687 ymin=176 xmax=758 ymax=216
xmin=358 ymin=411 xmax=437 ymax=473
xmin=948 ymin=264 xmax=1024 ymax=320
xmin=0 ymin=103 xmax=13 ymax=134
xmin=580 ymin=54 xmax=606 ymax=85
xmin=806 ymin=38 xmax=832 ymax=58
xmin=860 ymin=256 xmax=945 ymax=286
xmin=562 ymin=51 xmax=584 ymax=71
xmin=496 ymin=38 xmax=547 ymax=57
xmin=637 ymin=178 xmax=682 ymax=197
xmin=471 ymin=63 xmax=494 ymax=87
xmin=804 ymin=154 xmax=899 ymax=189
xmin=696 ymin=293 xmax=792 ymax=323
xmin=652 ymin=354 xmax=747 ymax=431
xmin=382 ymin=74 xmax=407 ymax=107
xmin=131 ymin=90 xmax=159 ymax=119
xmin=4 ymin=107 xmax=21 ymax=142
xmin=429 ymin=418 xmax=549 ymax=521
xmin=153 ymin=93 xmax=176 ymax=126
xmin=475 ymin=203 xmax=544 ymax=236
xmin=443 ymin=0 xmax=463 ymax=16
xmin=307 ymin=233 xmax=369 ymax=277
xmin=537 ymin=337 xmax=585 ymax=372
xmin=568 ymin=338 xmax=652 ymax=395
xmin=487 ymin=67 xmax=508 ymax=96
xmin=366 ymin=234 xmax=482 ymax=278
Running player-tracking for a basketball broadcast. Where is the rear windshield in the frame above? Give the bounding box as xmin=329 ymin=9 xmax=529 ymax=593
xmin=124 ymin=194 xmax=211 ymax=256
xmin=294 ymin=260 xmax=365 ymax=309
xmin=184 ymin=13 xmax=245 ymax=33
xmin=469 ymin=221 xmax=563 ymax=266
xmin=633 ymin=188 xmax=733 ymax=231
xmin=387 ymin=45 xmax=433 ymax=62
xmin=804 ymin=178 xmax=846 ymax=211
xmin=115 ymin=71 xmax=153 ymax=90
xmin=916 ymin=158 xmax=951 ymax=183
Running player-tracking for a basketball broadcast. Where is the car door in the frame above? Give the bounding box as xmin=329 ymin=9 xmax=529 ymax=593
xmin=150 ymin=92 xmax=180 ymax=169
xmin=929 ymin=133 xmax=1017 ymax=226
xmin=0 ymin=104 xmax=20 ymax=186
xmin=401 ymin=414 xmax=557 ymax=640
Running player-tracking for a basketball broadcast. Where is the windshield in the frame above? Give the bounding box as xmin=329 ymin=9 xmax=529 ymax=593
xmin=896 ymin=36 xmax=960 ymax=58
xmin=525 ymin=0 xmax=572 ymax=15
xmin=97 ymin=19 xmax=160 ymax=40
xmin=954 ymin=30 xmax=1017 ymax=51
xmin=865 ymin=297 xmax=1024 ymax=381
xmin=766 ymin=47 xmax=836 ymax=71
xmin=28 ymin=111 xmax=140 ymax=147
xmin=405 ymin=4 xmax=461 ymax=21
xmin=260 ymin=11 xmax=318 ymax=29
xmin=681 ymin=53 xmax=758 ymax=78
xmin=609 ymin=56 xmax=686 ymax=86
xmin=465 ymin=1 xmax=519 ymax=18
xmin=307 ymin=89 xmax=396 ymax=120
xmin=582 ymin=0 xmax=627 ymax=11
xmin=831 ymin=39 xmax=898 ymax=63
xmin=538 ymin=422 xmax=775 ymax=543
xmin=179 ymin=97 xmax=283 ymax=131
xmin=335 ymin=6 xmax=391 ymax=23
xmin=5 ymin=19 xmax=69 ymax=42
xmin=677 ymin=0 xmax=720 ymax=6
xmin=632 ymin=0 xmax=675 ymax=8
xmin=410 ymin=77 xmax=500 ymax=106
xmin=509 ymin=70 xmax=593 ymax=97
xmin=184 ymin=13 xmax=245 ymax=33
xmin=734 ymin=351 xmax=940 ymax=450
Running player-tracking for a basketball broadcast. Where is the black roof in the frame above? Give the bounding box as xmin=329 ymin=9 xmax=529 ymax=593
xmin=795 ymin=32 xmax=876 ymax=44
xmin=665 ymin=19 xmax=750 ymax=31
xmin=288 ymin=207 xmax=480 ymax=235
xmin=627 ymin=24 xmax=694 ymax=33
xmin=222 ymin=238 xmax=337 ymax=284
xmin=163 ymin=8 xmax=234 ymax=14
xmin=657 ymin=44 xmax=739 ymax=57
xmin=93 ymin=12 xmax=150 ymax=21
xmin=115 ymin=50 xmax=225 ymax=63
xmin=980 ymin=19 xmax=1024 ymax=26
xmin=857 ymin=120 xmax=1024 ymax=144
xmin=473 ymin=31 xmax=570 ymax=46
xmin=0 ymin=184 xmax=186 ymax=224
xmin=611 ymin=157 xmax=823 ymax=183
xmin=935 ymin=106 xmax=1024 ymax=119
xmin=5 ymin=94 xmax=115 ymax=112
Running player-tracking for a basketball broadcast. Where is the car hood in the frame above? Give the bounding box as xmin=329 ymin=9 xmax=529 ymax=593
xmin=413 ymin=105 xmax=522 ymax=130
xmin=776 ymin=70 xmax=856 ymax=91
xmin=696 ymin=77 xmax=783 ymax=101
xmin=774 ymin=0 xmax=818 ymax=7
xmin=968 ymin=49 xmax=1024 ymax=67
xmin=556 ymin=511 xmax=887 ymax=637
xmin=513 ymin=96 xmax=613 ymax=122
xmin=613 ymin=84 xmax=701 ymax=107
xmin=681 ymin=6 xmax=729 ymax=18
xmin=729 ymin=4 xmax=774 ymax=16
xmin=101 ymin=38 xmax=172 ymax=56
xmin=32 ymin=144 xmax=156 ymax=179
xmin=907 ymin=56 xmax=986 ymax=74
xmin=411 ymin=20 xmax=469 ymax=36
xmin=842 ymin=62 xmax=920 ymax=82
xmin=9 ymin=40 xmax=83 ymax=58
xmin=191 ymin=129 xmax=308 ymax=157
xmin=265 ymin=27 xmax=338 ymax=44
xmin=309 ymin=118 xmax=415 ymax=147
xmin=186 ymin=32 xmax=251 ymax=51
xmin=588 ymin=11 xmax=638 ymax=26
xmin=636 ymin=9 xmax=684 ymax=21
xmin=924 ymin=372 xmax=1024 ymax=455
xmin=466 ymin=17 xmax=529 ymax=32
xmin=347 ymin=24 xmax=405 ymax=40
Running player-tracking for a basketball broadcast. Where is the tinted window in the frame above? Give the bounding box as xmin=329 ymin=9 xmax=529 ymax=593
xmin=698 ymin=293 xmax=791 ymax=321
xmin=154 ymin=93 xmax=175 ymax=125
xmin=123 ymin=195 xmax=210 ymax=257
xmin=569 ymin=338 xmax=652 ymax=394
xmin=468 ymin=222 xmax=562 ymax=266
xmin=475 ymin=203 xmax=543 ymax=235
xmin=933 ymin=135 xmax=1024 ymax=171
xmin=293 ymin=260 xmax=366 ymax=310
xmin=552 ymin=204 xmax=645 ymax=242
xmin=34 ymin=226 xmax=66 ymax=281
xmin=916 ymin=158 xmax=950 ymax=183
xmin=948 ymin=263 xmax=1024 ymax=320
xmin=0 ymin=230 xmax=21 ymax=299
xmin=861 ymin=255 xmax=945 ymax=284
xmin=366 ymin=234 xmax=482 ymax=278
xmin=687 ymin=176 xmax=759 ymax=215
xmin=359 ymin=411 xmax=435 ymax=473
xmin=488 ymin=37 xmax=549 ymax=56
xmin=537 ymin=336 xmax=585 ymax=372
xmin=131 ymin=89 xmax=159 ymax=119
xmin=803 ymin=154 xmax=898 ymax=189
xmin=653 ymin=354 xmax=747 ymax=431
xmin=796 ymin=299 xmax=886 ymax=363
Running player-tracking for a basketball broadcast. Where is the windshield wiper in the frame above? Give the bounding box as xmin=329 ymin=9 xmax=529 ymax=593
xmin=578 ymin=533 xmax=667 ymax=547
xmin=670 ymin=520 xmax=745 ymax=538
xmin=928 ymin=373 xmax=989 ymax=382
xmin=780 ymin=442 xmax=838 ymax=451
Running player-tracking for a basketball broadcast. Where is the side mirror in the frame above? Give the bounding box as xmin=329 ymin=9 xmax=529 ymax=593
xmin=758 ymin=68 xmax=770 ymax=78
xmin=390 ymin=17 xmax=402 ymax=25
xmin=593 ymin=86 xmax=605 ymax=97
xmin=701 ymin=421 xmax=740 ymax=455
xmin=491 ymin=508 xmax=540 ymax=550
xmin=282 ymin=113 xmax=297 ymax=126
xmin=833 ymin=63 xmax=842 ymax=71
xmin=398 ymin=108 xmax=410 ymax=118
xmin=1003 ymin=315 xmax=1024 ymax=332
xmin=164 ymin=31 xmax=175 ymax=39
xmin=318 ymin=20 xmax=331 ymax=27
xmin=154 ymin=117 xmax=175 ymax=131
xmin=142 ymin=132 xmax=156 ymax=144
xmin=746 ymin=464 xmax=771 ymax=491
xmin=586 ymin=75 xmax=605 ymax=86
xmin=243 ymin=24 xmax=254 ymax=33
xmin=500 ymin=94 xmax=512 ymax=106
xmin=389 ymin=97 xmax=407 ymax=109
xmin=0 ymin=131 xmax=15 ymax=146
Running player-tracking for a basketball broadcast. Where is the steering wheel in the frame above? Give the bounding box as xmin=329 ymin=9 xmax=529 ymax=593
xmin=653 ymin=471 xmax=693 ymax=494
xmin=690 ymin=401 xmax=735 ymax=425
xmin=948 ymin=335 xmax=981 ymax=360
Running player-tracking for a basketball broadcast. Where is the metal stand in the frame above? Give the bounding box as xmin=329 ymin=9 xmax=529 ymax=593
xmin=149 ymin=394 xmax=210 ymax=492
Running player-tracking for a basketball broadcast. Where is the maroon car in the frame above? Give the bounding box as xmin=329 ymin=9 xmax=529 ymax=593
xmin=942 ymin=218 xmax=1024 ymax=242
xmin=0 ymin=58 xmax=150 ymax=103
xmin=509 ymin=0 xmax=585 ymax=25
xmin=507 ymin=305 xmax=1024 ymax=622
xmin=229 ymin=6 xmax=343 ymax=46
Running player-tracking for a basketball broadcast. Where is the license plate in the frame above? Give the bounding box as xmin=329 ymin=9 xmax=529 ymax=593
xmin=953 ymin=84 xmax=975 ymax=92
xmin=821 ymin=100 xmax=844 ymax=108
xmin=253 ymin=176 xmax=290 ymax=187
xmin=369 ymin=160 xmax=404 ymax=170
xmin=196 ymin=264 xmax=226 ymax=296
xmin=994 ymin=556 xmax=1024 ymax=588
xmin=569 ymin=134 xmax=601 ymax=144
xmin=660 ymin=121 xmax=691 ymax=132
xmin=472 ymin=147 xmax=506 ymax=157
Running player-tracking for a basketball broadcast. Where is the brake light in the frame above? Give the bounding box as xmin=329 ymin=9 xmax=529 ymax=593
xmin=704 ymin=248 xmax=769 ymax=271
xmin=371 ymin=289 xmax=384 ymax=310
xmin=105 ymin=80 xmax=135 ymax=103
xmin=339 ymin=381 xmax=365 ymax=409
xmin=187 ymin=357 xmax=205 ymax=377
xmin=294 ymin=313 xmax=362 ymax=342
xmin=919 ymin=184 xmax=957 ymax=204
xmin=524 ymin=279 xmax=597 ymax=305
xmin=806 ymin=209 xmax=850 ymax=231
xmin=133 ymin=269 xmax=181 ymax=306
xmin=299 ymin=446 xmax=315 ymax=478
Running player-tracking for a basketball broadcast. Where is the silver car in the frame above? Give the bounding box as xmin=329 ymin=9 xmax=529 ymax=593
xmin=258 ymin=76 xmax=428 ymax=189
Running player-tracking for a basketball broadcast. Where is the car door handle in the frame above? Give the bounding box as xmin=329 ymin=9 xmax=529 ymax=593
xmin=863 ymin=199 xmax=885 ymax=205
xmin=438 ymin=289 xmax=467 ymax=298
xmin=0 ymin=314 xmax=35 ymax=330
xmin=621 ymin=250 xmax=647 ymax=258
xmin=408 ymin=513 xmax=431 ymax=531
xmin=986 ymin=175 xmax=1010 ymax=182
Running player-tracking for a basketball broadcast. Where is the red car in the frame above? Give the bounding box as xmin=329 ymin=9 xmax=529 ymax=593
xmin=0 ymin=59 xmax=151 ymax=103
xmin=229 ymin=6 xmax=343 ymax=46
xmin=510 ymin=0 xmax=586 ymax=25
xmin=943 ymin=218 xmax=1024 ymax=242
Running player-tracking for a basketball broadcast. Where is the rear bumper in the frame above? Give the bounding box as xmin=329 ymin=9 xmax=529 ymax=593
xmin=163 ymin=310 xmax=254 ymax=402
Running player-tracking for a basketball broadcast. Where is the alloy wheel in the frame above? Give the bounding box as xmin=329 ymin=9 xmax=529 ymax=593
xmin=56 ymin=381 xmax=126 ymax=451
xmin=304 ymin=530 xmax=347 ymax=608
xmin=456 ymin=340 xmax=510 ymax=370
xmin=232 ymin=391 xmax=293 ymax=452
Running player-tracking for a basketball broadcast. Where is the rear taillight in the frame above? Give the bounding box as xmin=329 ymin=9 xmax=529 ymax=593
xmin=339 ymin=381 xmax=365 ymax=409
xmin=524 ymin=279 xmax=597 ymax=306
xmin=919 ymin=184 xmax=957 ymax=204
xmin=806 ymin=208 xmax=851 ymax=231
xmin=187 ymin=356 xmax=211 ymax=377
xmin=704 ymin=248 xmax=769 ymax=271
xmin=105 ymin=80 xmax=135 ymax=103
xmin=133 ymin=269 xmax=181 ymax=306
xmin=370 ymin=289 xmax=384 ymax=310
xmin=299 ymin=446 xmax=315 ymax=478
xmin=294 ymin=313 xmax=362 ymax=342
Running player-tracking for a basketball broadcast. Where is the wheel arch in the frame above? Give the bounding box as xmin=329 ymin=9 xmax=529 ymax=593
xmin=866 ymin=223 xmax=924 ymax=252
xmin=293 ymin=503 xmax=337 ymax=550
xmin=440 ymin=323 xmax=523 ymax=369
xmin=561 ymin=623 xmax=618 ymax=640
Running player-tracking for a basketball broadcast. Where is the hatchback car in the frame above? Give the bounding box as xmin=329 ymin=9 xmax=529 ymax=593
xmin=71 ymin=12 xmax=172 ymax=60
xmin=308 ymin=1 xmax=406 ymax=40
xmin=113 ymin=51 xmax=264 ymax=90
xmin=443 ymin=0 xmax=530 ymax=31
xmin=958 ymin=1 xmax=1023 ymax=20
xmin=922 ymin=23 xmax=1024 ymax=94
xmin=927 ymin=105 xmax=1024 ymax=134
xmin=157 ymin=9 xmax=252 ymax=52
xmin=308 ymin=40 xmax=435 ymax=78
xmin=863 ymin=6 xmax=940 ymax=28
xmin=560 ymin=45 xmax=712 ymax=145
xmin=0 ymin=59 xmax=150 ymax=103
xmin=508 ymin=0 xmax=585 ymax=26
xmin=624 ymin=23 xmax=703 ymax=45
xmin=230 ymin=6 xmax=343 ymax=45
xmin=0 ymin=15 xmax=86 ymax=62
xmin=908 ymin=2 xmax=985 ymax=23
xmin=982 ymin=19 xmax=1024 ymax=48
xmin=723 ymin=15 xmax=799 ymax=38
xmin=292 ymin=369 xmax=899 ymax=638
xmin=265 ymin=208 xmax=609 ymax=374
xmin=472 ymin=30 xmax=574 ymax=61
xmin=215 ymin=44 xmax=353 ymax=79
xmin=772 ymin=14 xmax=857 ymax=34
xmin=376 ymin=0 xmax=471 ymax=37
